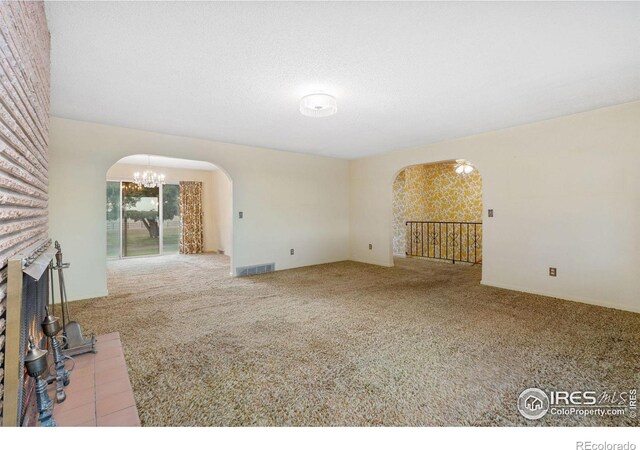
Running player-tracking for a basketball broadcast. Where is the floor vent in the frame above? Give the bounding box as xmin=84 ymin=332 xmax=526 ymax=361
xmin=236 ymin=263 xmax=275 ymax=276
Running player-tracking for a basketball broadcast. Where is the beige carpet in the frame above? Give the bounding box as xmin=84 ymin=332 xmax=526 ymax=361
xmin=68 ymin=254 xmax=640 ymax=426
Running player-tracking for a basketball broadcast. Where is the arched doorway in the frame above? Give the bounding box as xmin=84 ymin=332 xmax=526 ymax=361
xmin=392 ymin=159 xmax=483 ymax=265
xmin=105 ymin=154 xmax=232 ymax=261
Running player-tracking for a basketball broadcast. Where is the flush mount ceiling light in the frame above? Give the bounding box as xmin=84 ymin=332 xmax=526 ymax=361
xmin=454 ymin=159 xmax=475 ymax=175
xmin=300 ymin=93 xmax=337 ymax=118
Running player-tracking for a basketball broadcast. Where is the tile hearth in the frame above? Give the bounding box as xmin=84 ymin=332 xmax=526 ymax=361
xmin=47 ymin=332 xmax=140 ymax=427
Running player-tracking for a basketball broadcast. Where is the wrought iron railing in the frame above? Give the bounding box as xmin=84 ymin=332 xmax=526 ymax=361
xmin=406 ymin=221 xmax=482 ymax=264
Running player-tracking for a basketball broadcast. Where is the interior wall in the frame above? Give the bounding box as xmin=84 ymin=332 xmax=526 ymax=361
xmin=392 ymin=163 xmax=483 ymax=256
xmin=49 ymin=103 xmax=640 ymax=312
xmin=211 ymin=169 xmax=232 ymax=256
xmin=49 ymin=117 xmax=350 ymax=301
xmin=106 ymin=163 xmax=231 ymax=254
xmin=350 ymin=100 xmax=640 ymax=313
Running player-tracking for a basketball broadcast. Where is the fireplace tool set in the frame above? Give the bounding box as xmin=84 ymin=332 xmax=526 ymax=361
xmin=25 ymin=241 xmax=98 ymax=426
xmin=52 ymin=240 xmax=97 ymax=356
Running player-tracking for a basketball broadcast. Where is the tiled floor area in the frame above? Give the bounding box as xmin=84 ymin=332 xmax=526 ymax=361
xmin=48 ymin=332 xmax=140 ymax=426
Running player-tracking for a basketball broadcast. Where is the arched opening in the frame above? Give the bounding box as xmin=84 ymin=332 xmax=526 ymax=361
xmin=392 ymin=159 xmax=483 ymax=268
xmin=105 ymin=154 xmax=233 ymax=275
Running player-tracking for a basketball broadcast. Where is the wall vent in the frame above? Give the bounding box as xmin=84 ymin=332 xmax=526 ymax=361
xmin=236 ymin=263 xmax=275 ymax=277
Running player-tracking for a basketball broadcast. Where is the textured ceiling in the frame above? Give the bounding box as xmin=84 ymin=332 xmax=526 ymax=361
xmin=115 ymin=155 xmax=217 ymax=171
xmin=45 ymin=2 xmax=640 ymax=159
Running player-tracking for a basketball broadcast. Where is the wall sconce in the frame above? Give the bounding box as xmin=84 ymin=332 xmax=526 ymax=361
xmin=454 ymin=159 xmax=475 ymax=175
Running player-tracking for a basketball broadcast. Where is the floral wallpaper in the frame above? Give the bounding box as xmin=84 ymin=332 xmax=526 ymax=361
xmin=393 ymin=162 xmax=483 ymax=259
xmin=392 ymin=170 xmax=407 ymax=256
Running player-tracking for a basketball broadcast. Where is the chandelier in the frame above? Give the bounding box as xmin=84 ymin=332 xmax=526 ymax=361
xmin=454 ymin=159 xmax=475 ymax=175
xmin=133 ymin=155 xmax=166 ymax=188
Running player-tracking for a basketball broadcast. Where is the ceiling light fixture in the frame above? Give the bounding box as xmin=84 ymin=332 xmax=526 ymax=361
xmin=133 ymin=155 xmax=166 ymax=188
xmin=454 ymin=159 xmax=475 ymax=175
xmin=300 ymin=93 xmax=337 ymax=118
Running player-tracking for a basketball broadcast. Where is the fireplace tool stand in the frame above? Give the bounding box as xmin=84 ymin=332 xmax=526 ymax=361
xmin=53 ymin=241 xmax=97 ymax=356
xmin=42 ymin=305 xmax=70 ymax=403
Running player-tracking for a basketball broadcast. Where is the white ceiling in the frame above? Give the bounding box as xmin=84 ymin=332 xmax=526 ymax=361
xmin=45 ymin=2 xmax=640 ymax=159
xmin=116 ymin=155 xmax=217 ymax=171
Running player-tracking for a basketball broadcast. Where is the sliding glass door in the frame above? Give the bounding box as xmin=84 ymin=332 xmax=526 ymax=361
xmin=122 ymin=182 xmax=160 ymax=257
xmin=106 ymin=181 xmax=180 ymax=258
xmin=162 ymin=184 xmax=180 ymax=253
xmin=106 ymin=181 xmax=121 ymax=258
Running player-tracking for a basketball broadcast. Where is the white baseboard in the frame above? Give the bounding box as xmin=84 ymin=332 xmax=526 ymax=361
xmin=480 ymin=279 xmax=640 ymax=314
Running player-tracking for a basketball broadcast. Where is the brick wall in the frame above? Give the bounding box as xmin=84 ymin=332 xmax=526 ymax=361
xmin=0 ymin=0 xmax=50 ymax=425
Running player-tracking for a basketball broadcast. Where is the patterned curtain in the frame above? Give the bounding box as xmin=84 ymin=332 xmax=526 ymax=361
xmin=179 ymin=181 xmax=203 ymax=254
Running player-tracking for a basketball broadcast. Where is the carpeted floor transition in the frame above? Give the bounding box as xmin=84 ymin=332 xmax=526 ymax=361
xmin=68 ymin=254 xmax=640 ymax=426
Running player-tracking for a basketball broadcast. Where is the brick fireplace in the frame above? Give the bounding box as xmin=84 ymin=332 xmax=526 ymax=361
xmin=0 ymin=1 xmax=51 ymax=426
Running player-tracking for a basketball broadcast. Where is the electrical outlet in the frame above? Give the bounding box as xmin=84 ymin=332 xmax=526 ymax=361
xmin=290 ymin=248 xmax=294 ymax=255
xmin=239 ymin=211 xmax=243 ymax=219
xmin=369 ymin=244 xmax=373 ymax=250
xmin=488 ymin=209 xmax=494 ymax=218
xmin=549 ymin=267 xmax=557 ymax=277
